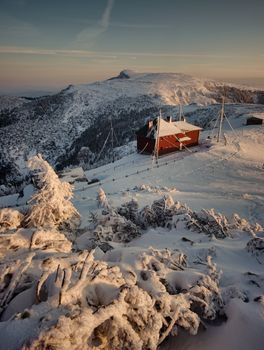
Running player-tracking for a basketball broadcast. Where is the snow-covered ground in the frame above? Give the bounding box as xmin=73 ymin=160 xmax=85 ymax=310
xmin=82 ymin=120 xmax=263 ymax=226
xmin=0 ymin=106 xmax=263 ymax=349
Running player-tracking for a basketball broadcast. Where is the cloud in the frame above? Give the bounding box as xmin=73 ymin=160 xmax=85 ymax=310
xmin=100 ymin=0 xmax=115 ymax=28
xmin=109 ymin=22 xmax=170 ymax=29
xmin=75 ymin=0 xmax=115 ymax=46
xmin=0 ymin=46 xmax=118 ymax=59
xmin=1 ymin=46 xmax=261 ymax=61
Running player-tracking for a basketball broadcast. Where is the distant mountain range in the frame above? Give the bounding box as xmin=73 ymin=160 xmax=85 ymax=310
xmin=1 ymin=70 xmax=264 ymax=193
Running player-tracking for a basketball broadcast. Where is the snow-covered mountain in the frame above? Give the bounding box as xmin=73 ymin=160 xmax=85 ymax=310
xmin=0 ymin=70 xmax=264 ymax=193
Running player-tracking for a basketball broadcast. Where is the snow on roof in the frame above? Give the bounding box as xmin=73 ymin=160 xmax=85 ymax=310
xmin=174 ymin=120 xmax=202 ymax=131
xmin=142 ymin=118 xmax=202 ymax=139
xmin=158 ymin=118 xmax=183 ymax=137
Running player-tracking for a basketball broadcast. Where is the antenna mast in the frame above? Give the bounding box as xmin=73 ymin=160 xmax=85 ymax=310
xmin=179 ymin=103 xmax=182 ymax=121
xmin=217 ymin=97 xmax=225 ymax=142
xmin=154 ymin=111 xmax=161 ymax=163
xmin=110 ymin=116 xmax=114 ymax=162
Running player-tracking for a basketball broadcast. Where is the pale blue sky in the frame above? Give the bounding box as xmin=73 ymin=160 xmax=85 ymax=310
xmin=0 ymin=0 xmax=263 ymax=93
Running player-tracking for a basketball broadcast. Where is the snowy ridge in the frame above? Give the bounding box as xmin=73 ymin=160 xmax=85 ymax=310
xmin=0 ymin=96 xmax=28 ymax=112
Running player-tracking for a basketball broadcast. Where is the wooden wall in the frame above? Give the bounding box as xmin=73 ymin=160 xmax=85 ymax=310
xmin=137 ymin=130 xmax=200 ymax=155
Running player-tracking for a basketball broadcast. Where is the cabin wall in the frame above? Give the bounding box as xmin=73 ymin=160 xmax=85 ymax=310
xmin=184 ymin=130 xmax=200 ymax=146
xmin=158 ymin=135 xmax=182 ymax=154
xmin=137 ymin=130 xmax=200 ymax=155
xmin=158 ymin=130 xmax=200 ymax=154
xmin=137 ymin=135 xmax=155 ymax=154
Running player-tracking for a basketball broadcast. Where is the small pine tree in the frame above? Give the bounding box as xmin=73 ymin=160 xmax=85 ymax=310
xmin=25 ymin=154 xmax=80 ymax=228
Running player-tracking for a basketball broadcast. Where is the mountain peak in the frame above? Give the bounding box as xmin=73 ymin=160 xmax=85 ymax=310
xmin=109 ymin=69 xmax=137 ymax=80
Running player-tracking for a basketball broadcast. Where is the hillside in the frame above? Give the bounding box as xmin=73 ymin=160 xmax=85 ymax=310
xmin=0 ymin=70 xmax=264 ymax=194
xmin=0 ymin=115 xmax=263 ymax=349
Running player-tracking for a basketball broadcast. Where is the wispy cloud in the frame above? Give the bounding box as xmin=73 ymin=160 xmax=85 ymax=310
xmin=75 ymin=0 xmax=115 ymax=46
xmin=109 ymin=22 xmax=170 ymax=29
xmin=0 ymin=46 xmax=118 ymax=59
xmin=100 ymin=0 xmax=115 ymax=28
xmin=47 ymin=15 xmax=170 ymax=30
xmin=0 ymin=46 xmax=244 ymax=59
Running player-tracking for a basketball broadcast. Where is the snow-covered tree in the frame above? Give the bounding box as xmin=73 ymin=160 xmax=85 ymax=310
xmin=25 ymin=154 xmax=80 ymax=229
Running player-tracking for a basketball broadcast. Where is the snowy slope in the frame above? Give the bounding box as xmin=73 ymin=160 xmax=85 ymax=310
xmin=0 ymin=96 xmax=28 ymax=112
xmin=0 ymin=116 xmax=264 ymax=349
xmin=82 ymin=109 xmax=264 ymax=225
xmin=1 ymin=70 xmax=264 ymax=194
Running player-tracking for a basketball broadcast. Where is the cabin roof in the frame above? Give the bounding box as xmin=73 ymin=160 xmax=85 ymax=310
xmin=174 ymin=120 xmax=202 ymax=131
xmin=158 ymin=118 xmax=183 ymax=137
xmin=136 ymin=117 xmax=202 ymax=139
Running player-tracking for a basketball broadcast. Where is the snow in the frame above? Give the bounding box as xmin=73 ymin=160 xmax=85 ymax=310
xmin=174 ymin=120 xmax=203 ymax=131
xmin=162 ymin=299 xmax=264 ymax=350
xmin=59 ymin=167 xmax=87 ymax=184
xmin=0 ymin=105 xmax=264 ymax=349
xmin=0 ymin=96 xmax=28 ymax=112
xmin=155 ymin=118 xmax=183 ymax=137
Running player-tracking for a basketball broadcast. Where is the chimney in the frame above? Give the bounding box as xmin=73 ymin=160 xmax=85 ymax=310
xmin=166 ymin=116 xmax=172 ymax=123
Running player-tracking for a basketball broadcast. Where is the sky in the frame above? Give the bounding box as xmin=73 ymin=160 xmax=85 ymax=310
xmin=0 ymin=0 xmax=263 ymax=94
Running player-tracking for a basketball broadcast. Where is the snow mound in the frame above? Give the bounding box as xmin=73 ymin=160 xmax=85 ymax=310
xmin=0 ymin=208 xmax=24 ymax=232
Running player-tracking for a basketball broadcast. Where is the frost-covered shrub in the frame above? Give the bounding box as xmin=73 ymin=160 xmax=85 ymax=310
xmin=230 ymin=213 xmax=263 ymax=236
xmin=25 ymin=154 xmax=80 ymax=229
xmin=92 ymin=210 xmax=140 ymax=243
xmin=187 ymin=209 xmax=231 ymax=238
xmin=117 ymin=198 xmax=139 ymax=222
xmin=187 ymin=211 xmax=263 ymax=239
xmin=0 ymin=252 xmax=35 ymax=316
xmin=246 ymin=237 xmax=264 ymax=263
xmin=0 ymin=228 xmax=72 ymax=259
xmin=117 ymin=195 xmax=190 ymax=230
xmin=132 ymin=184 xmax=177 ymax=195
xmin=0 ymin=243 xmax=225 ymax=350
xmin=0 ymin=208 xmax=24 ymax=232
xmin=188 ymin=256 xmax=223 ymax=320
xmin=97 ymin=187 xmax=110 ymax=210
xmin=117 ymin=196 xmax=263 ymax=239
xmin=18 ymin=249 xmax=214 ymax=350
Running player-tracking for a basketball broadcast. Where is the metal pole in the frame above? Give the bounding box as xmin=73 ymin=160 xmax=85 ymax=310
xmin=155 ymin=111 xmax=161 ymax=163
xmin=217 ymin=97 xmax=224 ymax=142
xmin=110 ymin=117 xmax=114 ymax=162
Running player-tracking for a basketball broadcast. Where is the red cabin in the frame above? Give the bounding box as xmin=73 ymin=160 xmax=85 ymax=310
xmin=136 ymin=117 xmax=202 ymax=155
